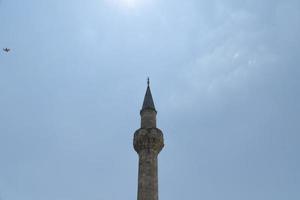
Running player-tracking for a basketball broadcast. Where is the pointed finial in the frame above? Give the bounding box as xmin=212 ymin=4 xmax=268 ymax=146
xmin=147 ymin=77 xmax=150 ymax=86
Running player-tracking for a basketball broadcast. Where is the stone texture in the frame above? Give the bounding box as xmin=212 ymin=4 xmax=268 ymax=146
xmin=141 ymin=110 xmax=157 ymax=129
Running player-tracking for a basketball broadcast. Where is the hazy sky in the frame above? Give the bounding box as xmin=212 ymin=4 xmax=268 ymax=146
xmin=0 ymin=0 xmax=299 ymax=200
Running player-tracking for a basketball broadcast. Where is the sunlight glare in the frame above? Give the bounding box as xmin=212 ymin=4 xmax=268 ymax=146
xmin=121 ymin=0 xmax=139 ymax=8
xmin=107 ymin=0 xmax=144 ymax=10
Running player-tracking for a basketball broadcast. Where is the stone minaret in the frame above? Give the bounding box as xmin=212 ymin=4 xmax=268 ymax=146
xmin=133 ymin=79 xmax=164 ymax=200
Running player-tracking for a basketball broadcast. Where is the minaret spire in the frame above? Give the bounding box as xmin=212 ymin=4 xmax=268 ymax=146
xmin=134 ymin=80 xmax=164 ymax=200
xmin=141 ymin=78 xmax=156 ymax=113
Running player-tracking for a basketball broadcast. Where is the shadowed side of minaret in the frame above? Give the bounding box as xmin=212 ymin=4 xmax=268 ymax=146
xmin=133 ymin=80 xmax=164 ymax=200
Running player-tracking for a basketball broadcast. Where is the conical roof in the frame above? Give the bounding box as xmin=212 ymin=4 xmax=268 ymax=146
xmin=141 ymin=79 xmax=156 ymax=112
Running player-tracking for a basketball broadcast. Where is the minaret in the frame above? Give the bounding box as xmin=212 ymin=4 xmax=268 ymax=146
xmin=133 ymin=79 xmax=164 ymax=200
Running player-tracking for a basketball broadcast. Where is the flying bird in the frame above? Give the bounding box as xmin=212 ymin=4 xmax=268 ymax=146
xmin=3 ymin=48 xmax=10 ymax=52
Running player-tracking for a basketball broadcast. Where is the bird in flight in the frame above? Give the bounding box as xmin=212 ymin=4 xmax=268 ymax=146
xmin=3 ymin=48 xmax=10 ymax=52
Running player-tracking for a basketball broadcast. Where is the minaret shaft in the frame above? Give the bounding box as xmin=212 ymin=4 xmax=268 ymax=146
xmin=141 ymin=110 xmax=157 ymax=128
xmin=137 ymin=151 xmax=158 ymax=200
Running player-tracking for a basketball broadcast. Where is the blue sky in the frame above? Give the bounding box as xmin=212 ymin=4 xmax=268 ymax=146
xmin=0 ymin=0 xmax=299 ymax=200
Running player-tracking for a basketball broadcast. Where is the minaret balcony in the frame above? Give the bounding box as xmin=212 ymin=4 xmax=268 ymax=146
xmin=133 ymin=128 xmax=164 ymax=154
